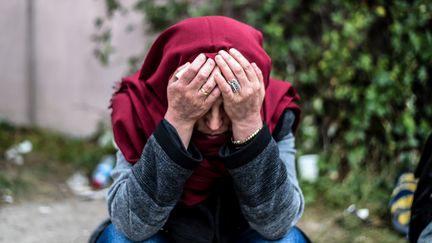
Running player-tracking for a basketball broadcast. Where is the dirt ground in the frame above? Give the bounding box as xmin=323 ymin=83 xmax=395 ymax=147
xmin=0 ymin=195 xmax=405 ymax=243
xmin=0 ymin=129 xmax=407 ymax=242
xmin=0 ymin=197 xmax=108 ymax=243
xmin=0 ymin=196 xmax=339 ymax=243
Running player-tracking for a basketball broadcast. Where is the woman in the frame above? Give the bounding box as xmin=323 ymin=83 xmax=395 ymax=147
xmin=98 ymin=16 xmax=308 ymax=243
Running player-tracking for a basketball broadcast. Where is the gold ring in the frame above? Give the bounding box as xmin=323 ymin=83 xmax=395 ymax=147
xmin=199 ymin=87 xmax=210 ymax=97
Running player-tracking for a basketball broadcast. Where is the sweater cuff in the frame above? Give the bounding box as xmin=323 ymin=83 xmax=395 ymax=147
xmin=220 ymin=124 xmax=271 ymax=169
xmin=153 ymin=120 xmax=202 ymax=170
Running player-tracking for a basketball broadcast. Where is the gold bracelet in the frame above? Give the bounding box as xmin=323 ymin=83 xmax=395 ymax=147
xmin=231 ymin=126 xmax=263 ymax=145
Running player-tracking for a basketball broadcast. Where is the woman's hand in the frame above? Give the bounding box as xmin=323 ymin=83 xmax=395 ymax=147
xmin=165 ymin=53 xmax=221 ymax=147
xmin=214 ymin=48 xmax=265 ymax=141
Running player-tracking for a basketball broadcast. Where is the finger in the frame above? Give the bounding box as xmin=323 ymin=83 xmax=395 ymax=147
xmin=189 ymin=58 xmax=215 ymax=89
xmin=216 ymin=53 xmax=242 ymax=95
xmin=215 ymin=54 xmax=235 ymax=82
xmin=218 ymin=50 xmax=248 ymax=86
xmin=174 ymin=62 xmax=190 ymax=80
xmin=169 ymin=63 xmax=189 ymax=84
xmin=204 ymin=86 xmax=221 ymax=105
xmin=199 ymin=66 xmax=219 ymax=98
xmin=229 ymin=48 xmax=258 ymax=83
xmin=180 ymin=53 xmax=207 ymax=83
xmin=214 ymin=72 xmax=234 ymax=100
xmin=252 ymin=62 xmax=264 ymax=84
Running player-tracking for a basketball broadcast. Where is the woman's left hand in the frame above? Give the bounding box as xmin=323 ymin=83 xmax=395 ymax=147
xmin=214 ymin=48 xmax=265 ymax=141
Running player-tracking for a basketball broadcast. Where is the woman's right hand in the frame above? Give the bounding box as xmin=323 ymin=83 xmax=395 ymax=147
xmin=165 ymin=53 xmax=221 ymax=147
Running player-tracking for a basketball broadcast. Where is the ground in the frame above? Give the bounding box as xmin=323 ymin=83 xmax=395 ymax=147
xmin=0 ymin=197 xmax=107 ymax=243
xmin=0 ymin=183 xmax=406 ymax=243
xmin=0 ymin=130 xmax=406 ymax=243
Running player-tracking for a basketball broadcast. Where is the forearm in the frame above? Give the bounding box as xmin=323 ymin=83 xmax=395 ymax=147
xmin=107 ymin=122 xmax=201 ymax=241
xmin=107 ymin=157 xmax=177 ymax=241
xmin=221 ymin=127 xmax=304 ymax=240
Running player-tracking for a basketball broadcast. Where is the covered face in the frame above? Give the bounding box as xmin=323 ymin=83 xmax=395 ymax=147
xmin=111 ymin=16 xmax=300 ymax=163
xmin=194 ymin=97 xmax=231 ymax=136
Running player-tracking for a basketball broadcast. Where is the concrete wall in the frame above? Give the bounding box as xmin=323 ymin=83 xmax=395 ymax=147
xmin=0 ymin=0 xmax=28 ymax=125
xmin=0 ymin=0 xmax=149 ymax=137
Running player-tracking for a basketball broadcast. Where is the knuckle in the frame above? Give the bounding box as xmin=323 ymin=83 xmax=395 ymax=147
xmin=233 ymin=67 xmax=243 ymax=76
xmin=189 ymin=66 xmax=200 ymax=75
xmin=181 ymin=70 xmax=193 ymax=80
xmin=196 ymin=72 xmax=208 ymax=81
xmin=253 ymin=84 xmax=261 ymax=91
xmin=243 ymin=64 xmax=253 ymax=73
xmin=170 ymin=86 xmax=179 ymax=93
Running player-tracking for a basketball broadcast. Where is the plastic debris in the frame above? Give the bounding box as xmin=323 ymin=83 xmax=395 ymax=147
xmin=67 ymin=171 xmax=91 ymax=193
xmin=297 ymin=154 xmax=319 ymax=183
xmin=16 ymin=140 xmax=33 ymax=154
xmin=66 ymin=170 xmax=109 ymax=201
xmin=344 ymin=204 xmax=370 ymax=220
xmin=91 ymin=155 xmax=115 ymax=189
xmin=356 ymin=208 xmax=370 ymax=220
xmin=2 ymin=195 xmax=14 ymax=204
xmin=345 ymin=204 xmax=357 ymax=214
xmin=4 ymin=140 xmax=33 ymax=165
xmin=66 ymin=154 xmax=115 ymax=200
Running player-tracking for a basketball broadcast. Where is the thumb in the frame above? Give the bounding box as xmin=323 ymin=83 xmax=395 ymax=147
xmin=169 ymin=62 xmax=190 ymax=84
xmin=174 ymin=62 xmax=190 ymax=80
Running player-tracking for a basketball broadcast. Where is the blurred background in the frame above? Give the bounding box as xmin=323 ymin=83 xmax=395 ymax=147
xmin=0 ymin=0 xmax=431 ymax=242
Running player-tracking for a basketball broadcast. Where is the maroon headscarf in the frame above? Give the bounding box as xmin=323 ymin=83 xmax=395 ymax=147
xmin=111 ymin=16 xmax=300 ymax=205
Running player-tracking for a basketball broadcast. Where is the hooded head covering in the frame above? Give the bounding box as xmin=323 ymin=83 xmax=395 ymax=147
xmin=111 ymin=16 xmax=300 ymax=205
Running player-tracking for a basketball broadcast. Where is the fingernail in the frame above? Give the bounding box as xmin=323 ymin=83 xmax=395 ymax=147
xmin=229 ymin=48 xmax=238 ymax=54
xmin=198 ymin=53 xmax=206 ymax=60
xmin=179 ymin=62 xmax=190 ymax=69
xmin=219 ymin=50 xmax=227 ymax=55
xmin=215 ymin=55 xmax=222 ymax=60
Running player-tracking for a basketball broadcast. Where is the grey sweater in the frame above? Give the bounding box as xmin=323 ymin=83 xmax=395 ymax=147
xmin=107 ymin=110 xmax=304 ymax=242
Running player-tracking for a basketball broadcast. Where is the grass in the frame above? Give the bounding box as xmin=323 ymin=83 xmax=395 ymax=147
xmin=298 ymin=203 xmax=406 ymax=242
xmin=299 ymin=178 xmax=407 ymax=242
xmin=0 ymin=121 xmax=115 ymax=201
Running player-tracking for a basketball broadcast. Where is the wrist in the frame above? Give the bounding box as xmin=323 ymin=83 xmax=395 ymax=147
xmin=164 ymin=111 xmax=195 ymax=147
xmin=231 ymin=114 xmax=263 ymax=141
xmin=165 ymin=110 xmax=195 ymax=129
xmin=231 ymin=126 xmax=263 ymax=145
